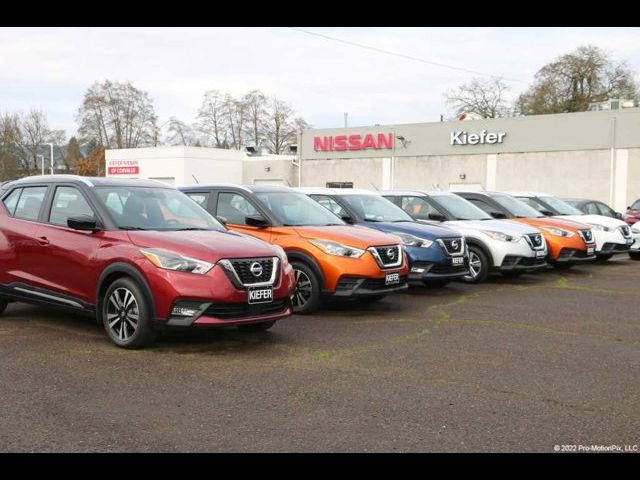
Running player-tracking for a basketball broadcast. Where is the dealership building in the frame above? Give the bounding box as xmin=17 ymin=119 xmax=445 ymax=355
xmin=106 ymin=107 xmax=640 ymax=211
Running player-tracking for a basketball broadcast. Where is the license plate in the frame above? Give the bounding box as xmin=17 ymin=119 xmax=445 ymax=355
xmin=587 ymin=247 xmax=595 ymax=255
xmin=452 ymin=256 xmax=464 ymax=265
xmin=385 ymin=272 xmax=400 ymax=285
xmin=535 ymin=250 xmax=546 ymax=258
xmin=248 ymin=287 xmax=273 ymax=304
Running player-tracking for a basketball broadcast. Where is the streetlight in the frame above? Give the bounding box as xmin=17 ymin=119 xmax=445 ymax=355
xmin=44 ymin=143 xmax=54 ymax=175
xmin=36 ymin=154 xmax=45 ymax=175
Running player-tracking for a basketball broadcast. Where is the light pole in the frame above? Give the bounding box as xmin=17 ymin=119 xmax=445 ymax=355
xmin=36 ymin=154 xmax=45 ymax=175
xmin=45 ymin=143 xmax=54 ymax=175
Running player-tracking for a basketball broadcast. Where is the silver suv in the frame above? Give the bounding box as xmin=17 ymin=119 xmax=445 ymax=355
xmin=382 ymin=191 xmax=548 ymax=283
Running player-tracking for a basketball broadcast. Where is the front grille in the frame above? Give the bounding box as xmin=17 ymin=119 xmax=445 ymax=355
xmin=578 ymin=229 xmax=594 ymax=244
xmin=619 ymin=225 xmax=631 ymax=238
xmin=222 ymin=257 xmax=278 ymax=286
xmin=203 ymin=298 xmax=289 ymax=320
xmin=360 ymin=276 xmax=408 ymax=290
xmin=369 ymin=245 xmax=403 ymax=268
xmin=437 ymin=237 xmax=465 ymax=255
xmin=525 ymin=233 xmax=544 ymax=249
xmin=502 ymin=256 xmax=546 ymax=267
xmin=429 ymin=264 xmax=468 ymax=274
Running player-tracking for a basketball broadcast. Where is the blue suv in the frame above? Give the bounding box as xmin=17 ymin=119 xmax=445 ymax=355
xmin=300 ymin=189 xmax=469 ymax=287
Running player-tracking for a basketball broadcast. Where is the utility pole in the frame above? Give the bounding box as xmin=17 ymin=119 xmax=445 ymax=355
xmin=344 ymin=113 xmax=348 ymax=128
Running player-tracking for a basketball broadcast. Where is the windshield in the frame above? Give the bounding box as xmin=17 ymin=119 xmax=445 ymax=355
xmin=255 ymin=191 xmax=344 ymax=226
xmin=94 ymin=186 xmax=225 ymax=231
xmin=342 ymin=194 xmax=414 ymax=222
xmin=540 ymin=196 xmax=584 ymax=215
xmin=490 ymin=193 xmax=544 ymax=218
xmin=431 ymin=194 xmax=492 ymax=221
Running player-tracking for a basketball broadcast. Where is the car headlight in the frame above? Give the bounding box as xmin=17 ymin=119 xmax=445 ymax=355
xmin=480 ymin=230 xmax=520 ymax=242
xmin=541 ymin=227 xmax=575 ymax=238
xmin=309 ymin=239 xmax=365 ymax=258
xmin=140 ymin=248 xmax=214 ymax=274
xmin=587 ymin=223 xmax=609 ymax=232
xmin=391 ymin=232 xmax=434 ymax=248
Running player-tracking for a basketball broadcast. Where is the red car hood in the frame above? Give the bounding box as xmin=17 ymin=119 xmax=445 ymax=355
xmin=127 ymin=230 xmax=278 ymax=262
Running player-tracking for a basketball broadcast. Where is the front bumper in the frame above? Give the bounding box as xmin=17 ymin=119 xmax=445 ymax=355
xmin=499 ymin=255 xmax=548 ymax=272
xmin=332 ymin=276 xmax=409 ymax=297
xmin=480 ymin=235 xmax=547 ymax=268
xmin=592 ymin=229 xmax=634 ymax=254
xmin=553 ymin=247 xmax=597 ymax=264
xmin=408 ymin=262 xmax=468 ymax=280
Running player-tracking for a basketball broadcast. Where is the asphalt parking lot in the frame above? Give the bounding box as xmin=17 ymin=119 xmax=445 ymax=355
xmin=1 ymin=258 xmax=639 ymax=453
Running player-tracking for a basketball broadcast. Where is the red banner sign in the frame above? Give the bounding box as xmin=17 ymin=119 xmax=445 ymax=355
xmin=314 ymin=133 xmax=393 ymax=152
xmin=108 ymin=166 xmax=139 ymax=175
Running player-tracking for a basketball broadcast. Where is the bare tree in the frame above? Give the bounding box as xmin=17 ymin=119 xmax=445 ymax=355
xmin=222 ymin=94 xmax=247 ymax=150
xmin=243 ymin=89 xmax=268 ymax=147
xmin=21 ymin=108 xmax=51 ymax=172
xmin=445 ymin=77 xmax=511 ymax=119
xmin=516 ymin=45 xmax=638 ymax=115
xmin=263 ymin=97 xmax=309 ymax=154
xmin=0 ymin=112 xmax=24 ymax=180
xmin=165 ymin=117 xmax=196 ymax=146
xmin=195 ymin=90 xmax=229 ymax=148
xmin=77 ymin=80 xmax=158 ymax=149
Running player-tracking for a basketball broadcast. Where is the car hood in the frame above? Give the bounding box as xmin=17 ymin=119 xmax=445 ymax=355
xmin=127 ymin=229 xmax=278 ymax=262
xmin=553 ymin=214 xmax=627 ymax=229
xmin=292 ymin=224 xmax=401 ymax=248
xmin=515 ymin=217 xmax=591 ymax=231
xmin=442 ymin=219 xmax=543 ymax=236
xmin=358 ymin=220 xmax=459 ymax=240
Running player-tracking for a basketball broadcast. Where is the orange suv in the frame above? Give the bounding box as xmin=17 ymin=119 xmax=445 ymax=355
xmin=456 ymin=191 xmax=596 ymax=269
xmin=180 ymin=185 xmax=409 ymax=313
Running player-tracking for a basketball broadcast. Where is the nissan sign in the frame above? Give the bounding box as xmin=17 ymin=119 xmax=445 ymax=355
xmin=314 ymin=133 xmax=393 ymax=152
xmin=451 ymin=130 xmax=506 ymax=146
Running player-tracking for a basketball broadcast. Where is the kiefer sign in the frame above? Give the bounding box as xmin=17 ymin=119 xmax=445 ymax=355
xmin=314 ymin=133 xmax=394 ymax=152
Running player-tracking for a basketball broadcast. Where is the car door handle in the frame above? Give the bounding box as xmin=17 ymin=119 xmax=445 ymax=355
xmin=38 ymin=236 xmax=50 ymax=246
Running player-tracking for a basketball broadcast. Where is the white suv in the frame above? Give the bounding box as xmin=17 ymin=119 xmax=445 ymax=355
xmin=510 ymin=192 xmax=634 ymax=261
xmin=382 ymin=191 xmax=548 ymax=283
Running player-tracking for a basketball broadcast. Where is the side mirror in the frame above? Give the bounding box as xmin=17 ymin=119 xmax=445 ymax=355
xmin=216 ymin=215 xmax=228 ymax=225
xmin=428 ymin=212 xmax=447 ymax=222
xmin=341 ymin=214 xmax=356 ymax=224
xmin=245 ymin=214 xmax=270 ymax=228
xmin=490 ymin=211 xmax=507 ymax=219
xmin=67 ymin=214 xmax=99 ymax=232
xmin=616 ymin=212 xmax=623 ymax=219
xmin=540 ymin=209 xmax=554 ymax=216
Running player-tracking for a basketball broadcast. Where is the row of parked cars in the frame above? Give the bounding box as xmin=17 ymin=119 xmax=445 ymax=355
xmin=1 ymin=175 xmax=638 ymax=349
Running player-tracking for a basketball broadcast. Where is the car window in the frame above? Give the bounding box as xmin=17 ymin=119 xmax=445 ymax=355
xmin=584 ymin=202 xmax=600 ymax=215
xmin=217 ymin=192 xmax=259 ymax=225
xmin=104 ymin=191 xmax=129 ymax=215
xmin=632 ymin=200 xmax=640 ymax=210
xmin=310 ymin=195 xmax=348 ymax=217
xmin=401 ymin=196 xmax=439 ymax=220
xmin=14 ymin=186 xmax=47 ymax=221
xmin=467 ymin=198 xmax=494 ymax=214
xmin=49 ymin=186 xmax=95 ymax=226
xmin=2 ymin=188 xmax=22 ymax=216
xmin=595 ymin=202 xmax=615 ymax=217
xmin=186 ymin=193 xmax=209 ymax=208
xmin=518 ymin=197 xmax=544 ymax=212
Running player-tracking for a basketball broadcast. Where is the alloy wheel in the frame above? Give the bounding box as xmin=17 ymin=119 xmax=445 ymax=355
xmin=106 ymin=287 xmax=139 ymax=342
xmin=291 ymin=269 xmax=313 ymax=310
xmin=465 ymin=251 xmax=482 ymax=280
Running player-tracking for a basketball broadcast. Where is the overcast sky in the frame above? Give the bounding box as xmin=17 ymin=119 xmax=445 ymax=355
xmin=1 ymin=27 xmax=639 ymax=138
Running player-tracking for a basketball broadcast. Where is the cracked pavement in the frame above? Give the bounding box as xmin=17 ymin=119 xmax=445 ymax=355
xmin=1 ymin=257 xmax=639 ymax=452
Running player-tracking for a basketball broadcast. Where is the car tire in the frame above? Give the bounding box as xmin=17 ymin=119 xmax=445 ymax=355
xmin=462 ymin=246 xmax=490 ymax=283
xmin=596 ymin=254 xmax=614 ymax=262
xmin=421 ymin=279 xmax=451 ymax=288
xmin=238 ymin=320 xmax=276 ymax=332
xmin=629 ymin=251 xmax=640 ymax=260
xmin=0 ymin=299 xmax=7 ymax=315
xmin=101 ymin=277 xmax=157 ymax=349
xmin=290 ymin=261 xmax=322 ymax=314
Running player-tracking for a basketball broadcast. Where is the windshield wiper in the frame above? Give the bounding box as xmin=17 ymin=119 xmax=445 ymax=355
xmin=173 ymin=227 xmax=210 ymax=231
xmin=119 ymin=226 xmax=148 ymax=231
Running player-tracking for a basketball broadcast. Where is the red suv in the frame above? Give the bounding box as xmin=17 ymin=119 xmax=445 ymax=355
xmin=0 ymin=176 xmax=295 ymax=349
